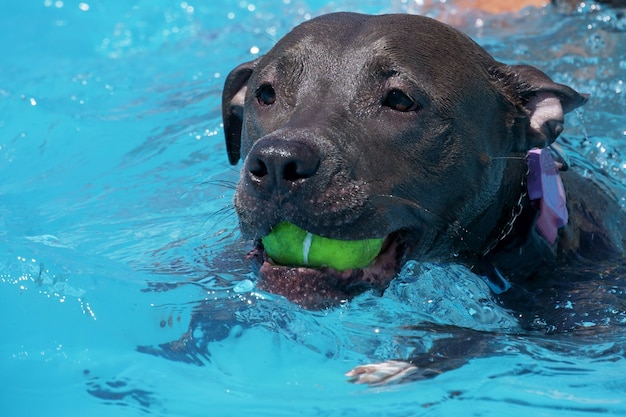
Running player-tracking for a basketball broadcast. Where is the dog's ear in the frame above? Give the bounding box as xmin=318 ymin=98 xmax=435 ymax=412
xmin=222 ymin=59 xmax=259 ymax=165
xmin=492 ymin=64 xmax=589 ymax=150
xmin=508 ymin=64 xmax=589 ymax=149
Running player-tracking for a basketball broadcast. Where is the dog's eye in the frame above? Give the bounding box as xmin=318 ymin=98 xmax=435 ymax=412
xmin=382 ymin=89 xmax=418 ymax=112
xmin=256 ymin=84 xmax=276 ymax=106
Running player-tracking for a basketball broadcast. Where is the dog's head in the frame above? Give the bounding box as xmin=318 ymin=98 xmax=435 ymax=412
xmin=221 ymin=12 xmax=587 ymax=308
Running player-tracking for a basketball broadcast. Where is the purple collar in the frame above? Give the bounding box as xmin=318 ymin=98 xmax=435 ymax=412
xmin=479 ymin=146 xmax=568 ymax=295
xmin=526 ymin=147 xmax=568 ymax=244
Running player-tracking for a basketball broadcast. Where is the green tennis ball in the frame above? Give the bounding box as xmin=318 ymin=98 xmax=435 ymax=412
xmin=261 ymin=222 xmax=384 ymax=271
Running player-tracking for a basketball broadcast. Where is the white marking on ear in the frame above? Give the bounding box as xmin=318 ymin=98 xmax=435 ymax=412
xmin=525 ymin=91 xmax=565 ymax=147
xmin=231 ymin=87 xmax=247 ymax=119
xmin=528 ymin=92 xmax=563 ymax=134
xmin=303 ymin=232 xmax=313 ymax=265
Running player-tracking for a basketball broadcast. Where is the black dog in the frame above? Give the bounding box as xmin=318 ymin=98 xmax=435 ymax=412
xmin=221 ymin=13 xmax=626 ymax=384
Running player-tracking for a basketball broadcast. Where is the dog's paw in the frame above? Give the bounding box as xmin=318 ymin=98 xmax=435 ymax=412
xmin=346 ymin=360 xmax=440 ymax=386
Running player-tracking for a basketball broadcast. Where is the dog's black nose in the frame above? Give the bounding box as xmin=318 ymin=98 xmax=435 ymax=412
xmin=246 ymin=138 xmax=320 ymax=192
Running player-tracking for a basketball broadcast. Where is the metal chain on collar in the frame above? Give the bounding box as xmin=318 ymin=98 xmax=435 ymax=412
xmin=481 ymin=160 xmax=529 ymax=257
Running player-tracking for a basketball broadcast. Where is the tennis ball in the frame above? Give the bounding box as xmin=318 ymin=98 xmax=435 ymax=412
xmin=261 ymin=222 xmax=384 ymax=271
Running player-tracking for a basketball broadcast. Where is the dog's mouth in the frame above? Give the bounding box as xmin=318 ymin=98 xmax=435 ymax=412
xmin=245 ymin=232 xmax=408 ymax=309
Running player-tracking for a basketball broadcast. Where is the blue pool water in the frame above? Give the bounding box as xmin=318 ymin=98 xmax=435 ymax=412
xmin=1 ymin=0 xmax=625 ymax=416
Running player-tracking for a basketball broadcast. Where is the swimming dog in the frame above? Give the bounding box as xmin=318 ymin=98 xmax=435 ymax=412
xmin=221 ymin=12 xmax=625 ymax=384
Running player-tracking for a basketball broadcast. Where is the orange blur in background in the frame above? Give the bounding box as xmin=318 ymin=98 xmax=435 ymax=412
xmin=456 ymin=0 xmax=549 ymax=13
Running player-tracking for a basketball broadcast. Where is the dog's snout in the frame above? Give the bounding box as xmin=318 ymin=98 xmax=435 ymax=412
xmin=246 ymin=138 xmax=320 ymax=192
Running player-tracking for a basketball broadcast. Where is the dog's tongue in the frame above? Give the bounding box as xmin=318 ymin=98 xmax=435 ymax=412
xmin=246 ymin=238 xmax=402 ymax=309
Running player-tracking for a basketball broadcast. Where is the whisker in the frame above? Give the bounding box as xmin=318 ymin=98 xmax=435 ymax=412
xmin=370 ymin=194 xmax=476 ymax=250
xmin=204 ymin=205 xmax=236 ymax=227
xmin=371 ymin=194 xmax=436 ymax=218
xmin=199 ymin=205 xmax=240 ymax=241
xmin=197 ymin=179 xmax=238 ymax=190
xmin=490 ymin=156 xmax=526 ymax=161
